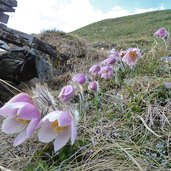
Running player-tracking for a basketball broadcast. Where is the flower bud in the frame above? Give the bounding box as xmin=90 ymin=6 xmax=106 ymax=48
xmin=58 ymin=85 xmax=75 ymax=102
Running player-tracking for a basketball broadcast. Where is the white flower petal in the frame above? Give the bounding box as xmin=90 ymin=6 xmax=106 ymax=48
xmin=13 ymin=129 xmax=28 ymax=146
xmin=54 ymin=127 xmax=70 ymax=152
xmin=2 ymin=117 xmax=26 ymax=134
xmin=38 ymin=125 xmax=57 ymax=143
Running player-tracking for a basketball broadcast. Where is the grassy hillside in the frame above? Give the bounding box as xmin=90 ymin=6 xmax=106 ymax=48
xmin=71 ymin=10 xmax=171 ymax=49
xmin=2 ymin=10 xmax=171 ymax=171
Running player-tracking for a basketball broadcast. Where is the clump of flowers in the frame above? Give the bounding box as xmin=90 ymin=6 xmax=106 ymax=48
xmin=0 ymin=82 xmax=79 ymax=152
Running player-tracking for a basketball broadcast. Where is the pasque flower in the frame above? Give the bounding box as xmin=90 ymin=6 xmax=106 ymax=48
xmin=122 ymin=48 xmax=141 ymax=67
xmin=72 ymin=73 xmax=87 ymax=85
xmin=0 ymin=93 xmax=40 ymax=146
xmin=89 ymin=65 xmax=101 ymax=76
xmin=101 ymin=56 xmax=116 ymax=66
xmin=98 ymin=65 xmax=113 ymax=79
xmin=109 ymin=48 xmax=120 ymax=60
xmin=38 ymin=110 xmax=77 ymax=152
xmin=154 ymin=27 xmax=169 ymax=40
xmin=58 ymin=85 xmax=75 ymax=102
xmin=88 ymin=81 xmax=99 ymax=92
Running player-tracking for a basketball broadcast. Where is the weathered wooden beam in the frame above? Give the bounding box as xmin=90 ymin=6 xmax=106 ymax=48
xmin=0 ymin=24 xmax=57 ymax=59
xmin=0 ymin=12 xmax=9 ymax=24
xmin=0 ymin=3 xmax=15 ymax=12
xmin=0 ymin=0 xmax=17 ymax=7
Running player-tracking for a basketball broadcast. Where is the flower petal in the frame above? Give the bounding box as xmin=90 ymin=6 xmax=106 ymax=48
xmin=38 ymin=124 xmax=57 ymax=143
xmin=58 ymin=112 xmax=72 ymax=127
xmin=42 ymin=111 xmax=60 ymax=122
xmin=0 ymin=102 xmax=30 ymax=117
xmin=13 ymin=129 xmax=28 ymax=146
xmin=0 ymin=106 xmax=18 ymax=117
xmin=8 ymin=93 xmax=34 ymax=104
xmin=26 ymin=119 xmax=40 ymax=137
xmin=2 ymin=117 xmax=26 ymax=134
xmin=53 ymin=127 xmax=70 ymax=152
xmin=17 ymin=103 xmax=40 ymax=120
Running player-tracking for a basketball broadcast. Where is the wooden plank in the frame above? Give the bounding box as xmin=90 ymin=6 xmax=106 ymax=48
xmin=0 ymin=12 xmax=9 ymax=24
xmin=0 ymin=3 xmax=15 ymax=12
xmin=0 ymin=0 xmax=17 ymax=7
xmin=0 ymin=24 xmax=58 ymax=59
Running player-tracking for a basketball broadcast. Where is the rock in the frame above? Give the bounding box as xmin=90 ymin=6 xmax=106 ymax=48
xmin=0 ymin=47 xmax=54 ymax=103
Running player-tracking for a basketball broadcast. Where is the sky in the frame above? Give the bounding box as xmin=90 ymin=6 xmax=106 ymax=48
xmin=6 ymin=0 xmax=171 ymax=34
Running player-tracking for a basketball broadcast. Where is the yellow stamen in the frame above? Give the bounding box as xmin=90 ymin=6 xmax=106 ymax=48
xmin=129 ymin=51 xmax=137 ymax=60
xmin=16 ymin=117 xmax=30 ymax=124
xmin=51 ymin=120 xmax=64 ymax=133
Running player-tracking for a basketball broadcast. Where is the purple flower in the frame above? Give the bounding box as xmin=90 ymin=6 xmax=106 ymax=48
xmin=109 ymin=48 xmax=120 ymax=60
xmin=72 ymin=73 xmax=87 ymax=85
xmin=89 ymin=65 xmax=101 ymax=76
xmin=98 ymin=66 xmax=113 ymax=79
xmin=58 ymin=85 xmax=75 ymax=102
xmin=154 ymin=27 xmax=169 ymax=40
xmin=122 ymin=48 xmax=141 ymax=67
xmin=38 ymin=110 xmax=77 ymax=152
xmin=110 ymin=48 xmax=119 ymax=57
xmin=160 ymin=56 xmax=171 ymax=62
xmin=0 ymin=93 xmax=40 ymax=146
xmin=164 ymin=82 xmax=171 ymax=89
xmin=101 ymin=56 xmax=116 ymax=66
xmin=88 ymin=81 xmax=99 ymax=92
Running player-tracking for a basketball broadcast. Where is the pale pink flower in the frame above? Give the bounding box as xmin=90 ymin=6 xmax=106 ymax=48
xmin=58 ymin=85 xmax=75 ymax=102
xmin=88 ymin=81 xmax=99 ymax=92
xmin=0 ymin=93 xmax=40 ymax=146
xmin=72 ymin=73 xmax=86 ymax=85
xmin=98 ymin=66 xmax=113 ymax=79
xmin=89 ymin=65 xmax=101 ymax=76
xmin=122 ymin=48 xmax=141 ymax=67
xmin=38 ymin=110 xmax=77 ymax=152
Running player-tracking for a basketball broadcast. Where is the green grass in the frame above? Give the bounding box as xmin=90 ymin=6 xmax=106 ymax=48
xmin=71 ymin=10 xmax=171 ymax=49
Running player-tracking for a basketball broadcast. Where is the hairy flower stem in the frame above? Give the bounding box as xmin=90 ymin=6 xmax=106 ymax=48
xmin=94 ymin=92 xmax=99 ymax=112
xmin=78 ymin=93 xmax=86 ymax=119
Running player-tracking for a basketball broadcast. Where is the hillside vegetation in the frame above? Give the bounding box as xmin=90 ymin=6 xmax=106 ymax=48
xmin=1 ymin=10 xmax=171 ymax=171
xmin=71 ymin=10 xmax=171 ymax=49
